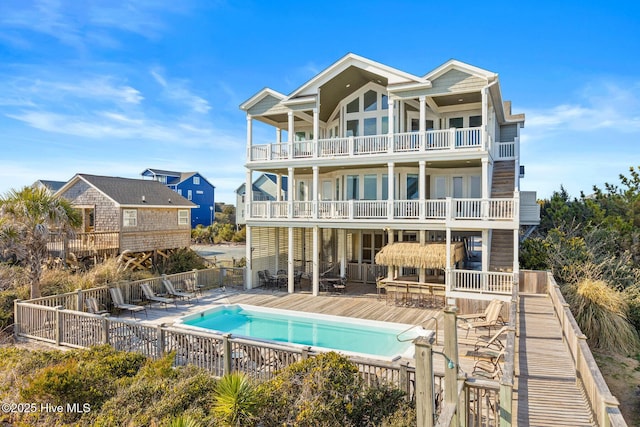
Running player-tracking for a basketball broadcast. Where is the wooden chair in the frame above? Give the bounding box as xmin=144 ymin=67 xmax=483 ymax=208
xmin=109 ymin=287 xmax=147 ymax=318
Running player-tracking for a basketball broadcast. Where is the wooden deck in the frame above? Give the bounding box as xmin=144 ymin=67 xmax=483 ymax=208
xmin=513 ymin=293 xmax=595 ymax=426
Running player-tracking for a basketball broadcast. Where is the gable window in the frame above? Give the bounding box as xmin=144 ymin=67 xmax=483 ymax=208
xmin=178 ymin=209 xmax=189 ymax=225
xmin=346 ymin=98 xmax=359 ymax=113
xmin=123 ymin=209 xmax=137 ymax=227
xmin=364 ymin=90 xmax=377 ymax=112
xmin=193 ymin=176 xmax=200 ymax=185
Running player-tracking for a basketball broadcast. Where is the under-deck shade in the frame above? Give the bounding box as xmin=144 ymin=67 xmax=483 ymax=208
xmin=374 ymin=242 xmax=465 ymax=269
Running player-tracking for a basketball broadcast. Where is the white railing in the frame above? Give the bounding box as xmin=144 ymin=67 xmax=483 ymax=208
xmin=496 ymin=141 xmax=516 ymax=159
xmin=451 ymin=270 xmax=514 ymax=295
xmin=248 ymin=127 xmax=485 ymax=161
xmin=248 ymin=198 xmax=518 ymax=222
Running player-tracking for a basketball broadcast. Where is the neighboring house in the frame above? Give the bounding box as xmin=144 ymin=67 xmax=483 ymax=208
xmin=141 ymin=168 xmax=216 ymax=227
xmin=235 ymin=173 xmax=288 ymax=225
xmin=32 ymin=179 xmax=66 ymax=194
xmin=239 ymin=53 xmax=540 ymax=299
xmin=56 ymin=174 xmax=195 ymax=259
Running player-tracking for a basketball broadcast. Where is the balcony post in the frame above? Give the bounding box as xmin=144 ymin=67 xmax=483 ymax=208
xmin=419 ymin=96 xmax=426 ymax=151
xmin=349 ymin=200 xmax=355 ymax=220
xmin=482 ymin=86 xmax=488 ymax=150
xmin=449 ymin=128 xmax=456 ymax=150
xmin=246 ymin=114 xmax=253 ymax=160
xmin=388 ymin=97 xmax=395 ymax=154
xmin=419 ymin=160 xmax=426 ymax=220
xmin=313 ymin=107 xmax=319 ymax=158
xmin=245 ymin=169 xmax=252 ymax=220
xmin=349 ymin=136 xmax=355 ymax=156
xmin=288 ymin=167 xmax=294 ymax=219
xmin=387 ymin=162 xmax=395 ymax=221
xmin=312 ymin=166 xmax=319 ymax=220
xmin=445 ymin=197 xmax=453 ymax=221
xmin=287 ymin=226 xmax=295 ymax=293
xmin=287 ymin=111 xmax=294 ymax=160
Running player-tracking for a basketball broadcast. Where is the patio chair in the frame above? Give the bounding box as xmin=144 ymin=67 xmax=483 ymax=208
xmin=162 ymin=278 xmax=198 ymax=302
xmin=109 ymin=287 xmax=147 ymax=318
xmin=258 ymin=270 xmax=277 ymax=289
xmin=458 ymin=299 xmax=502 ymax=322
xmin=140 ymin=283 xmax=177 ymax=309
xmin=293 ymin=271 xmax=303 ymax=289
xmin=458 ymin=300 xmax=505 ymax=337
xmin=472 ymin=348 xmax=505 ymax=380
xmin=458 ymin=325 xmax=509 ymax=352
xmin=85 ymin=297 xmax=109 ymax=315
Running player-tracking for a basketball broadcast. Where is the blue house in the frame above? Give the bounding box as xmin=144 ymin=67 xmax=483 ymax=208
xmin=141 ymin=168 xmax=216 ymax=227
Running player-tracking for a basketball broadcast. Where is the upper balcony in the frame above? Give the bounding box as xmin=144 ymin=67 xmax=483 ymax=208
xmin=246 ymin=127 xmax=516 ymax=165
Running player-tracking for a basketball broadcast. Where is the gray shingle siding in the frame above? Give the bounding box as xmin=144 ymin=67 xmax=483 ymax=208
xmin=60 ymin=181 xmax=120 ymax=231
xmin=500 ymin=124 xmax=518 ymax=142
xmin=248 ymin=94 xmax=283 ymax=116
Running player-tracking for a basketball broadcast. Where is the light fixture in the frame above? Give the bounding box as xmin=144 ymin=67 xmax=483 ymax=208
xmin=433 ymin=350 xmax=456 ymax=370
xmin=346 ymin=83 xmax=351 ymax=88
xmin=458 ymin=98 xmax=464 ymax=102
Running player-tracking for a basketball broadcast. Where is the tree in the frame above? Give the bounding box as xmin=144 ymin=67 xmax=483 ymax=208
xmin=0 ymin=187 xmax=81 ymax=298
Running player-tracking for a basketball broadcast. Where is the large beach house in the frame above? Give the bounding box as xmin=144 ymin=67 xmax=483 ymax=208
xmin=240 ymin=53 xmax=539 ymax=301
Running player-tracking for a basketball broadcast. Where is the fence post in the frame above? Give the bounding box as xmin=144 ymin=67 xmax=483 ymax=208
xmin=13 ymin=299 xmax=21 ymax=339
xmin=55 ymin=306 xmax=64 ymax=346
xmin=301 ymin=346 xmax=311 ymax=360
xmin=157 ymin=324 xmax=166 ymax=358
xmin=101 ymin=314 xmax=109 ymax=344
xmin=399 ymin=361 xmax=410 ymax=402
xmin=444 ymin=306 xmax=460 ymax=426
xmin=414 ymin=335 xmax=435 ymax=427
xmin=76 ymin=289 xmax=83 ymax=312
xmin=499 ymin=380 xmax=513 ymax=427
xmin=223 ymin=333 xmax=232 ymax=375
xmin=192 ymin=269 xmax=200 ymax=288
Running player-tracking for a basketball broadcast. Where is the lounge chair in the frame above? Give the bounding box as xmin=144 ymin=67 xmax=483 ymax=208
xmin=162 ymin=278 xmax=198 ymax=302
xmin=458 ymin=325 xmax=509 ymax=352
xmin=85 ymin=297 xmax=109 ymax=315
xmin=458 ymin=299 xmax=502 ymax=322
xmin=141 ymin=283 xmax=177 ymax=309
xmin=109 ymin=287 xmax=147 ymax=318
xmin=472 ymin=348 xmax=505 ymax=380
xmin=458 ymin=300 xmax=505 ymax=337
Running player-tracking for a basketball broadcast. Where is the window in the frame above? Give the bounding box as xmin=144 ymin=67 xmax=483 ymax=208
xmin=193 ymin=176 xmax=200 ymax=185
xmin=196 ymin=190 xmax=204 ymax=195
xmin=364 ymin=118 xmax=377 ymax=136
xmin=381 ymin=116 xmax=388 ymax=134
xmin=469 ymin=115 xmax=482 ymax=127
xmin=346 ymin=175 xmax=359 ymax=200
xmin=295 ymin=131 xmax=307 ymax=141
xmin=158 ymin=176 xmax=167 ymax=184
xmin=407 ymin=174 xmax=419 ymax=200
xmin=187 ymin=190 xmax=193 ymax=200
xmin=364 ymin=90 xmax=377 ymax=111
xmin=449 ymin=117 xmax=464 ymax=128
xmin=178 ymin=209 xmax=189 ymax=225
xmin=177 ymin=189 xmax=182 ymax=196
xmin=382 ymin=174 xmax=388 ymax=199
xmin=123 ymin=209 xmax=137 ymax=227
xmin=381 ymin=94 xmax=388 ymax=110
xmin=364 ymin=174 xmax=377 ymax=200
xmin=346 ymin=120 xmax=359 ymax=137
xmin=346 ymin=98 xmax=359 ymax=113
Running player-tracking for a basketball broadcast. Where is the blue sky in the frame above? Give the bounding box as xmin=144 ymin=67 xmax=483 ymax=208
xmin=1 ymin=0 xmax=639 ymax=204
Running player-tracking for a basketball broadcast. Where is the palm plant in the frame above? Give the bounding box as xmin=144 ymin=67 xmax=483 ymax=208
xmin=212 ymin=372 xmax=260 ymax=427
xmin=0 ymin=187 xmax=81 ymax=298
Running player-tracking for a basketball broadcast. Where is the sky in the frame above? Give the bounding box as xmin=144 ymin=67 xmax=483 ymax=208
xmin=0 ymin=0 xmax=639 ymax=204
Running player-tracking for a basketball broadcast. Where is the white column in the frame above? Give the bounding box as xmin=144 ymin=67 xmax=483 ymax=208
xmin=419 ymin=96 xmax=426 ymax=149
xmin=288 ymin=227 xmax=295 ymax=293
xmin=388 ymin=97 xmax=395 ymax=154
xmin=482 ymin=229 xmax=489 ymax=273
xmin=275 ymin=227 xmax=280 ymax=272
xmin=245 ymin=169 xmax=252 ymax=220
xmin=419 ymin=230 xmax=426 ymax=283
xmin=312 ymin=166 xmax=319 ymax=219
xmin=288 ymin=167 xmax=294 ymax=219
xmin=276 ymin=174 xmax=282 ymax=202
xmin=387 ymin=162 xmax=395 ymax=221
xmin=287 ymin=111 xmax=294 ymax=160
xmin=482 ymin=158 xmax=489 ymax=199
xmin=313 ymin=107 xmax=319 ymax=157
xmin=419 ymin=160 xmax=426 ymax=220
xmin=513 ymin=229 xmax=519 ymax=275
xmin=312 ymin=226 xmax=319 ymax=296
xmin=245 ymin=226 xmax=253 ymax=289
xmin=246 ymin=114 xmax=253 ymax=150
xmin=340 ymin=229 xmax=347 ymax=278
xmin=482 ymin=87 xmax=488 ymax=150
xmin=276 ymin=127 xmax=282 ymax=143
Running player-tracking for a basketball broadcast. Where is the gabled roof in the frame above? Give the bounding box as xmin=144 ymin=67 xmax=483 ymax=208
xmin=33 ymin=179 xmax=66 ymax=192
xmin=423 ymin=59 xmax=498 ymax=82
xmin=286 ymin=53 xmax=426 ymax=100
xmin=141 ymin=168 xmax=182 ymax=178
xmin=240 ymin=87 xmax=287 ymax=111
xmin=58 ymin=174 xmax=195 ymax=208
xmin=235 ymin=173 xmax=288 ymax=195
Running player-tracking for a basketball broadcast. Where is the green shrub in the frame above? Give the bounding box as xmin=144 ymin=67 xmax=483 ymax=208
xmin=624 ymin=285 xmax=640 ymax=334
xmin=163 ymin=248 xmax=207 ymax=274
xmin=212 ymin=373 xmax=260 ymax=427
xmin=519 ymin=237 xmax=548 ymax=270
xmin=565 ymin=279 xmax=640 ymax=354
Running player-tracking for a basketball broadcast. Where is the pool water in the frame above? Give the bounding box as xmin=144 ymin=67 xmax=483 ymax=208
xmin=176 ymin=304 xmax=429 ymax=359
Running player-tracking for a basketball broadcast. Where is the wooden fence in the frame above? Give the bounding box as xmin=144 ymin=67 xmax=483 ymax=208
xmin=545 ymin=272 xmax=627 ymax=427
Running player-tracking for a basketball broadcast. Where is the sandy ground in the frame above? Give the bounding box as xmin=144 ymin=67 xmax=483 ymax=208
xmin=192 ymin=243 xmax=246 ymax=262
xmin=594 ymin=350 xmax=640 ymax=425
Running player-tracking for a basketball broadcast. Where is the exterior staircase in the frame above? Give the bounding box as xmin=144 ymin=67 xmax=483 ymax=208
xmin=490 ymin=161 xmax=515 ymax=272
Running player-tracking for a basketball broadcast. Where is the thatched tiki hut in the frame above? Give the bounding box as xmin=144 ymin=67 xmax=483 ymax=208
xmin=375 ymin=242 xmax=466 ymax=280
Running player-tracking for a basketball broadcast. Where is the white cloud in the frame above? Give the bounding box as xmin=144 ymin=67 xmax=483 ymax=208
xmin=150 ymin=68 xmax=211 ymax=114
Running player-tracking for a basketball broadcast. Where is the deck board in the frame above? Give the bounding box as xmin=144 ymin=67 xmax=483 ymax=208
xmin=513 ymin=293 xmax=595 ymax=426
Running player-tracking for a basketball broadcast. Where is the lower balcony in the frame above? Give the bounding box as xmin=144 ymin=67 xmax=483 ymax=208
xmin=249 ymin=198 xmax=518 ymax=222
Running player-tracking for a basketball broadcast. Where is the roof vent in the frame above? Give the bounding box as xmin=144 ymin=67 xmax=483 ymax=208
xmin=142 ymin=195 xmax=146 ymax=202
xmin=168 ymin=198 xmax=172 ymax=204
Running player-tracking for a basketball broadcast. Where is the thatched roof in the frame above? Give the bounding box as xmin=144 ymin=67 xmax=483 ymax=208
xmin=374 ymin=242 xmax=465 ymax=269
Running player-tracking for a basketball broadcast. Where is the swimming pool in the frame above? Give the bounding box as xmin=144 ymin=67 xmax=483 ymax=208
xmin=174 ymin=304 xmax=431 ymax=360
